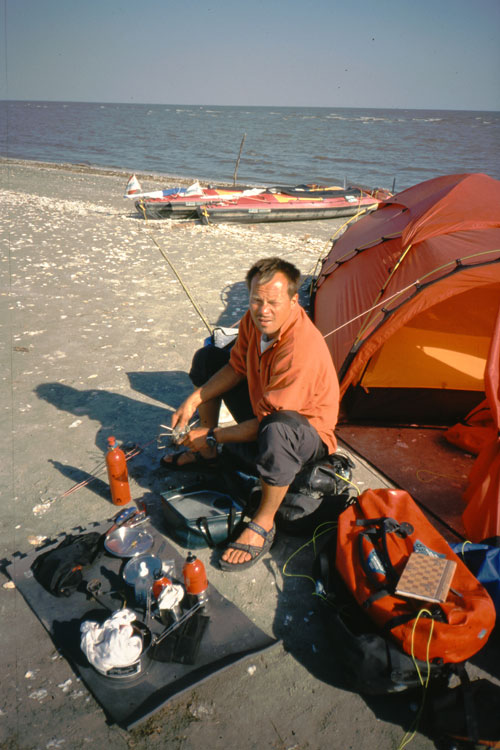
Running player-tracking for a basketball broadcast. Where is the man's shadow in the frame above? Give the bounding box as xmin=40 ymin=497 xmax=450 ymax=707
xmin=216 ymin=281 xmax=248 ymax=327
xmin=35 ymin=371 xmax=193 ymax=506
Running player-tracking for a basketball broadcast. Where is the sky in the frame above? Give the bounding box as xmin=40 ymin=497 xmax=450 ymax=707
xmin=1 ymin=0 xmax=499 ymax=110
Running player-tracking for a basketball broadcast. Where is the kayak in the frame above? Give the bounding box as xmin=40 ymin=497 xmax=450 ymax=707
xmin=125 ymin=176 xmax=391 ymax=223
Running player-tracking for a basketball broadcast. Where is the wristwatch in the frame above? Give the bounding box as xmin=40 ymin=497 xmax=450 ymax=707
xmin=205 ymin=428 xmax=218 ymax=449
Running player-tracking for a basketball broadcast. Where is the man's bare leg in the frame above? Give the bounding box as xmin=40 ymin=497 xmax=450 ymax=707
xmin=221 ymin=480 xmax=288 ymax=565
xmin=196 ymin=397 xmax=221 ymax=429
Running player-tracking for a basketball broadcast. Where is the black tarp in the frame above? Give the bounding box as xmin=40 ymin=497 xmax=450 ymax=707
xmin=7 ymin=519 xmax=278 ymax=728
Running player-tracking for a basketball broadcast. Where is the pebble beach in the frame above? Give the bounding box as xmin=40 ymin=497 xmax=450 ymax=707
xmin=1 ymin=157 xmax=453 ymax=750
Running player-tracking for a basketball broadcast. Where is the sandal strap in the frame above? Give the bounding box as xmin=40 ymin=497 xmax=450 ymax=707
xmin=227 ymin=540 xmax=261 ymax=555
xmin=247 ymin=520 xmax=274 ymax=541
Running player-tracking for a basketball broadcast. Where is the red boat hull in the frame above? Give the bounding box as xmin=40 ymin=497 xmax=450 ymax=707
xmin=136 ymin=185 xmax=390 ymax=223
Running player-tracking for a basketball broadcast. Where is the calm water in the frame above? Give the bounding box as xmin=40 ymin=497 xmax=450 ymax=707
xmin=1 ymin=101 xmax=499 ymax=191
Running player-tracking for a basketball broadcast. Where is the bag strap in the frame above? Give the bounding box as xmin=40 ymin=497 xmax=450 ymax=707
xmin=356 ymin=517 xmax=415 ymax=609
xmin=317 ymin=537 xmax=335 ymax=592
xmin=196 ymin=517 xmax=217 ymax=548
xmin=196 ymin=505 xmax=240 ymax=549
xmin=227 ymin=504 xmax=239 ymax=539
xmin=356 ymin=518 xmax=401 ymax=585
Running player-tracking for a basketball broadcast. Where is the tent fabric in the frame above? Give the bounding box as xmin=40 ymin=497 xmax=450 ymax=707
xmin=315 ymin=174 xmax=500 ymax=393
xmin=314 ymin=172 xmax=500 ymax=542
xmin=444 ymin=398 xmax=496 ymax=455
xmin=462 ymin=302 xmax=500 ymax=542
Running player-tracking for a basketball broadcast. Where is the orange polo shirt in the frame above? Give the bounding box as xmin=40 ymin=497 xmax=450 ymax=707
xmin=229 ymin=303 xmax=339 ymax=454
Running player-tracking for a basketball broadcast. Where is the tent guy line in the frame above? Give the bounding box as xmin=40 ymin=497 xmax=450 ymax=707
xmin=321 ymin=247 xmax=500 ymax=341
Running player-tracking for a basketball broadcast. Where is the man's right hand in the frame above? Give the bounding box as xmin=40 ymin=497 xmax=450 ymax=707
xmin=171 ymin=391 xmax=201 ymax=437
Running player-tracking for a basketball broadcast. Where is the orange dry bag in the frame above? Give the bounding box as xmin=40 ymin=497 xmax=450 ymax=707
xmin=336 ymin=488 xmax=496 ymax=664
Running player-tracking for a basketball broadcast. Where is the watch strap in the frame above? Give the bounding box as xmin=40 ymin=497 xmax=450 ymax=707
xmin=206 ymin=427 xmax=217 ymax=445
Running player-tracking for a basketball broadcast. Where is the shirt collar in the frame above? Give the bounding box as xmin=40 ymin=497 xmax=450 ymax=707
xmin=249 ymin=301 xmax=301 ymax=344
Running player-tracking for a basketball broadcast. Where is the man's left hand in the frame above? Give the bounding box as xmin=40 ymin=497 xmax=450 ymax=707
xmin=176 ymin=426 xmax=211 ymax=453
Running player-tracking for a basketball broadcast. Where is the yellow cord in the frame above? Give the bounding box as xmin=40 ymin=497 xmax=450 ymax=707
xmin=336 ymin=473 xmax=361 ymax=496
xmin=460 ymin=540 xmax=472 ymax=555
xmin=416 ymin=469 xmax=463 ymax=483
xmin=282 ymin=472 xmax=360 ymax=585
xmin=282 ymin=522 xmax=338 ymax=589
xmin=397 ymin=608 xmax=435 ymax=749
xmin=411 ymin=609 xmax=435 ymax=687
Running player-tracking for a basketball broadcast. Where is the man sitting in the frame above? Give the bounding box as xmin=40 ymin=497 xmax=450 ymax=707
xmin=164 ymin=257 xmax=339 ymax=571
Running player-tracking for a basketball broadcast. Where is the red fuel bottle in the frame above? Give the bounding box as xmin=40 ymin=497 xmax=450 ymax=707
xmin=152 ymin=573 xmax=172 ymax=600
xmin=105 ymin=436 xmax=131 ymax=506
xmin=182 ymin=552 xmax=208 ymax=598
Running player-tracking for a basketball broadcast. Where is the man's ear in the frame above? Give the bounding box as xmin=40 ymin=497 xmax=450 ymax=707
xmin=291 ymin=293 xmax=299 ymax=305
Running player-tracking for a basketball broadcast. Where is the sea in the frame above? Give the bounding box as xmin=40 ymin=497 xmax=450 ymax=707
xmin=1 ymin=100 xmax=499 ymax=191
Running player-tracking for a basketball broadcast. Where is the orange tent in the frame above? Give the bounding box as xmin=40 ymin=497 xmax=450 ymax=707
xmin=462 ymin=303 xmax=500 ymax=542
xmin=314 ymin=173 xmax=500 ymax=541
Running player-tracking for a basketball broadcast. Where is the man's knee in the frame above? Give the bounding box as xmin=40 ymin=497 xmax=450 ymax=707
xmin=256 ymin=411 xmax=323 ymax=487
xmin=258 ymin=410 xmax=313 ymax=455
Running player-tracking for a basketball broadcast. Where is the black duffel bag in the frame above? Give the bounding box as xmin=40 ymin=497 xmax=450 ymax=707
xmin=276 ymin=453 xmax=355 ymax=535
xmin=313 ymin=528 xmax=452 ymax=695
xmin=31 ymin=532 xmax=103 ymax=597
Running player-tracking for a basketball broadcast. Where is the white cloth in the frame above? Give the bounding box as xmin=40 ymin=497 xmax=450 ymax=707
xmin=260 ymin=334 xmax=274 ymax=354
xmin=158 ymin=582 xmax=184 ymax=610
xmin=80 ymin=608 xmax=143 ymax=673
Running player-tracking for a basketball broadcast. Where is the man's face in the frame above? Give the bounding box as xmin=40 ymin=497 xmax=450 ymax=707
xmin=249 ymin=271 xmax=298 ymax=338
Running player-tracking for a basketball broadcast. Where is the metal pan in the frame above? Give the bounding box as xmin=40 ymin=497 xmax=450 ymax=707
xmin=104 ymin=527 xmax=154 ymax=558
xmin=122 ymin=554 xmax=162 ymax=586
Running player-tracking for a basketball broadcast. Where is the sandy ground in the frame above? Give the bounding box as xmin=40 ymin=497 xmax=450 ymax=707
xmin=0 ymin=158 xmax=480 ymax=750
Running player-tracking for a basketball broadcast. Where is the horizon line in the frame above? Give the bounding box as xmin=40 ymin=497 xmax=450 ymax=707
xmin=1 ymin=98 xmax=499 ymax=114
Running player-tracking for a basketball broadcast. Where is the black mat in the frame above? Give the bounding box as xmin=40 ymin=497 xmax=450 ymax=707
xmin=7 ymin=519 xmax=278 ymax=729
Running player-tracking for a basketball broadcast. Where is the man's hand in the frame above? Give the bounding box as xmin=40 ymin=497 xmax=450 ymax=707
xmin=175 ymin=426 xmax=210 ymax=453
xmin=171 ymin=391 xmax=202 ymax=436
